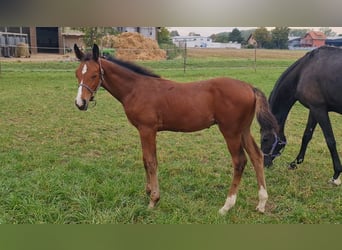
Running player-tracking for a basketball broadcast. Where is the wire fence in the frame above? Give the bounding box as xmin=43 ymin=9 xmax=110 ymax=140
xmin=0 ymin=45 xmax=305 ymax=76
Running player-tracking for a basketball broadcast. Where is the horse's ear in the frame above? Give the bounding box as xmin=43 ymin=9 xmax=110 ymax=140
xmin=74 ymin=44 xmax=84 ymax=60
xmin=92 ymin=44 xmax=100 ymax=61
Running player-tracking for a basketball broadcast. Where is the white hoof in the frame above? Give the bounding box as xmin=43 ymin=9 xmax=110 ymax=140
xmin=219 ymin=195 xmax=237 ymax=215
xmin=330 ymin=177 xmax=341 ymax=186
xmin=256 ymin=186 xmax=268 ymax=213
xmin=256 ymin=205 xmax=265 ymax=213
xmin=219 ymin=207 xmax=228 ymax=215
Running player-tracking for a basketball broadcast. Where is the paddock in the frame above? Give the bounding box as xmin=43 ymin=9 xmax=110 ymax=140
xmin=0 ymin=49 xmax=341 ymax=223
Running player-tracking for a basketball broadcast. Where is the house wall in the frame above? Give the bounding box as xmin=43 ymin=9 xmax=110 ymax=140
xmin=300 ymin=32 xmax=326 ymax=48
xmin=119 ymin=27 xmax=157 ymax=40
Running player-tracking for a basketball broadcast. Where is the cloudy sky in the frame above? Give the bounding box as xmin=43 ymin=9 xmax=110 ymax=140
xmin=168 ymin=27 xmax=342 ymax=36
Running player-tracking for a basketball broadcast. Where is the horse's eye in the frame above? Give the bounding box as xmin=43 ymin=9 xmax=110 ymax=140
xmin=262 ymin=137 xmax=269 ymax=143
xmin=91 ymin=75 xmax=97 ymax=79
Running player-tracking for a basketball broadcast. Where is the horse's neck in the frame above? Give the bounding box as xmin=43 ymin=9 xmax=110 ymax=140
xmin=269 ymin=71 xmax=299 ymax=138
xmin=101 ymin=60 xmax=137 ymax=103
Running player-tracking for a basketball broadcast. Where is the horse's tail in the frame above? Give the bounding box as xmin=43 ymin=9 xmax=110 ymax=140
xmin=253 ymin=88 xmax=279 ymax=133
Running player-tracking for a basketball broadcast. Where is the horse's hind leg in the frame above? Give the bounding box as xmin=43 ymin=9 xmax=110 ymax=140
xmin=312 ymin=109 xmax=342 ymax=185
xmin=219 ymin=133 xmax=247 ymax=215
xmin=242 ymin=131 xmax=268 ymax=213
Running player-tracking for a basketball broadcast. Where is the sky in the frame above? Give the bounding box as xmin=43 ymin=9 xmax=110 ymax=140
xmin=168 ymin=27 xmax=342 ymax=37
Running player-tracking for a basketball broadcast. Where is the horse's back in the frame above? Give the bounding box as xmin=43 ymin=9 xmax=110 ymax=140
xmin=297 ymin=47 xmax=342 ymax=112
xmin=208 ymin=77 xmax=257 ymax=131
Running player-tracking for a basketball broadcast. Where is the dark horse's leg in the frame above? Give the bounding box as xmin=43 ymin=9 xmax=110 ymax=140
xmin=311 ymin=108 xmax=342 ymax=185
xmin=138 ymin=126 xmax=160 ymax=208
xmin=289 ymin=111 xmax=317 ymax=169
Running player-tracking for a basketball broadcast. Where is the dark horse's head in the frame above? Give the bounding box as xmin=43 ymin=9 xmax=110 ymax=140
xmin=74 ymin=44 xmax=103 ymax=111
xmin=260 ymin=130 xmax=286 ymax=167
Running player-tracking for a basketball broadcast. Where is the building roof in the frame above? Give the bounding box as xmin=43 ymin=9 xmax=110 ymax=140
xmin=306 ymin=31 xmax=326 ymax=40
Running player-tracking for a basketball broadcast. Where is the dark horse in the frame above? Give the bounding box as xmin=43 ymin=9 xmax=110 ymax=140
xmin=73 ymin=44 xmax=278 ymax=214
xmin=261 ymin=46 xmax=342 ymax=185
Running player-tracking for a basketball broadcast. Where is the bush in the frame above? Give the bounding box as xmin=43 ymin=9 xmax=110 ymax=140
xmin=159 ymin=43 xmax=183 ymax=60
xmin=102 ymin=48 xmax=115 ymax=57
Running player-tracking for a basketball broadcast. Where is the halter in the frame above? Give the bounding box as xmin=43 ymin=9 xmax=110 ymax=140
xmin=263 ymin=132 xmax=287 ymax=158
xmin=78 ymin=59 xmax=104 ymax=105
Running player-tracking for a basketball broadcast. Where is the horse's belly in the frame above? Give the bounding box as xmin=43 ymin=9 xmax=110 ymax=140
xmin=159 ymin=110 xmax=216 ymax=132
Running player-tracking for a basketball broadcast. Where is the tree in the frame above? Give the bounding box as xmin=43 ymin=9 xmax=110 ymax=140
xmin=169 ymin=30 xmax=179 ymax=37
xmin=77 ymin=27 xmax=118 ymax=48
xmin=228 ymin=28 xmax=243 ymax=43
xmin=157 ymin=27 xmax=172 ymax=44
xmin=319 ymin=27 xmax=336 ymax=37
xmin=188 ymin=32 xmax=200 ymax=36
xmin=289 ymin=28 xmax=309 ymax=37
xmin=253 ymin=27 xmax=271 ymax=48
xmin=212 ymin=32 xmax=229 ymax=43
xmin=271 ymin=27 xmax=290 ymax=49
xmin=240 ymin=29 xmax=255 ymax=44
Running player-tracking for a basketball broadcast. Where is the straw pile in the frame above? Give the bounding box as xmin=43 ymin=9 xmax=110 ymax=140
xmin=15 ymin=43 xmax=30 ymax=58
xmin=102 ymin=32 xmax=166 ymax=60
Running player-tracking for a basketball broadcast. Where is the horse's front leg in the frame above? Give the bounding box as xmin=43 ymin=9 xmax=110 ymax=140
xmin=138 ymin=127 xmax=160 ymax=208
xmin=289 ymin=111 xmax=317 ymax=169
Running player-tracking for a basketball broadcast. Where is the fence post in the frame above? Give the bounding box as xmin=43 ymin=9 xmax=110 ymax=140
xmin=183 ymin=40 xmax=187 ymax=73
xmin=254 ymin=46 xmax=257 ymax=72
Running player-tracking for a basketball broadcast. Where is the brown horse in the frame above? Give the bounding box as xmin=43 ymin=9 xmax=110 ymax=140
xmin=73 ymin=44 xmax=278 ymax=214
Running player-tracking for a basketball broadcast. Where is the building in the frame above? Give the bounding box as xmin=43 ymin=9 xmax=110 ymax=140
xmin=0 ymin=27 xmax=63 ymax=56
xmin=1 ymin=27 xmax=157 ymax=57
xmin=300 ymin=31 xmax=326 ymax=48
xmin=288 ymin=37 xmax=301 ymax=49
xmin=61 ymin=29 xmax=84 ymax=53
xmin=325 ymin=37 xmax=342 ymax=47
xmin=0 ymin=29 xmax=29 ymax=57
xmin=117 ymin=27 xmax=158 ymax=40
xmin=172 ymin=35 xmax=241 ymax=49
xmin=246 ymin=34 xmax=257 ymax=47
xmin=172 ymin=36 xmax=212 ymax=48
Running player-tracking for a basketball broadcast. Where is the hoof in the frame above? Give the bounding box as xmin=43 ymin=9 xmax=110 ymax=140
xmin=256 ymin=205 xmax=265 ymax=213
xmin=329 ymin=177 xmax=341 ymax=186
xmin=218 ymin=207 xmax=228 ymax=215
xmin=148 ymin=201 xmax=156 ymax=209
xmin=288 ymin=162 xmax=297 ymax=170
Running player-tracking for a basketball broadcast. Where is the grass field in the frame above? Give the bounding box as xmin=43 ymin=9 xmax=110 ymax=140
xmin=1 ymin=49 xmax=342 ymax=223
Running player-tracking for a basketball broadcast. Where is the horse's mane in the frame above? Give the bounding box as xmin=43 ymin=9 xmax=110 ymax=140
xmin=269 ymin=48 xmax=316 ymax=101
xmin=81 ymin=53 xmax=161 ymax=78
xmin=104 ymin=56 xmax=161 ymax=78
xmin=274 ymin=46 xmax=340 ymax=88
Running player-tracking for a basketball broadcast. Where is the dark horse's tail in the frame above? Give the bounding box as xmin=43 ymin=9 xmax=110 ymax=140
xmin=253 ymin=88 xmax=279 ymax=133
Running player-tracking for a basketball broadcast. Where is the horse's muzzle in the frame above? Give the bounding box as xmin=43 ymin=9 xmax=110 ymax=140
xmin=75 ymin=99 xmax=88 ymax=111
xmin=264 ymin=155 xmax=274 ymax=168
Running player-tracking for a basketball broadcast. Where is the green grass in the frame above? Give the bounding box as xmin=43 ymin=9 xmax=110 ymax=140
xmin=0 ymin=54 xmax=342 ymax=223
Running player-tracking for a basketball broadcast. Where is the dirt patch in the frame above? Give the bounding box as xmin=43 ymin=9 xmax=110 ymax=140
xmin=0 ymin=53 xmax=75 ymax=62
xmin=102 ymin=32 xmax=166 ymax=61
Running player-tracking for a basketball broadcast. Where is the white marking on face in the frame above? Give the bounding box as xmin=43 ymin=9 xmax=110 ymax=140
xmin=82 ymin=64 xmax=87 ymax=74
xmin=75 ymin=82 xmax=84 ymax=107
xmin=219 ymin=194 xmax=237 ymax=215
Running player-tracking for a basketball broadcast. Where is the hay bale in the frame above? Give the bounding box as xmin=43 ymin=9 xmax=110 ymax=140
xmin=102 ymin=32 xmax=166 ymax=61
xmin=15 ymin=43 xmax=30 ymax=58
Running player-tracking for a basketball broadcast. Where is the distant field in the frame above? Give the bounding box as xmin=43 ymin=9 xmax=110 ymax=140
xmin=1 ymin=50 xmax=341 ymax=223
xmin=186 ymin=48 xmax=307 ymax=59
